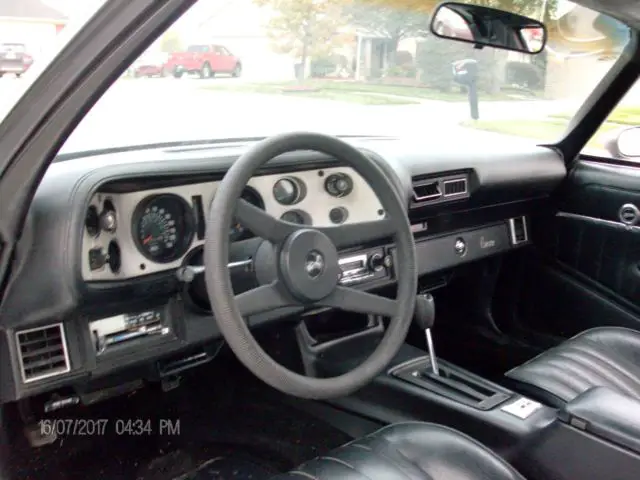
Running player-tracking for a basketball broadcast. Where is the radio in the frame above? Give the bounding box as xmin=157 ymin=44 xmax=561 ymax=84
xmin=338 ymin=248 xmax=392 ymax=285
xmin=89 ymin=309 xmax=171 ymax=355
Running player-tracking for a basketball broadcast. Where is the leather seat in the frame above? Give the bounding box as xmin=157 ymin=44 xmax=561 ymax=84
xmin=506 ymin=327 xmax=640 ymax=407
xmin=272 ymin=422 xmax=524 ymax=480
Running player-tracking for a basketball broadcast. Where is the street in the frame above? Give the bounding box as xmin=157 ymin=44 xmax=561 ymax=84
xmin=1 ymin=75 xmax=576 ymax=154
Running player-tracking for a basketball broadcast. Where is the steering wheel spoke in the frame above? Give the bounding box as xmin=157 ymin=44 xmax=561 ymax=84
xmin=205 ymin=132 xmax=417 ymax=399
xmin=317 ymin=217 xmax=395 ymax=249
xmin=320 ymin=286 xmax=398 ymax=318
xmin=235 ymin=198 xmax=298 ymax=244
xmin=236 ymin=281 xmax=295 ymax=317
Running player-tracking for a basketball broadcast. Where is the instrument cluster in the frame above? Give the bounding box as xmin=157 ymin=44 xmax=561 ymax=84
xmin=81 ymin=167 xmax=383 ymax=281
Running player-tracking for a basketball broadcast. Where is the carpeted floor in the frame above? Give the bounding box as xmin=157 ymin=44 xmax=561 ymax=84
xmin=4 ymin=354 xmax=351 ymax=480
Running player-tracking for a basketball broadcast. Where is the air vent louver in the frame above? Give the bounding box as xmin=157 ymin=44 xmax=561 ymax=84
xmin=16 ymin=324 xmax=70 ymax=383
xmin=411 ymin=174 xmax=469 ymax=207
xmin=509 ymin=217 xmax=528 ymax=245
xmin=443 ymin=178 xmax=467 ymax=196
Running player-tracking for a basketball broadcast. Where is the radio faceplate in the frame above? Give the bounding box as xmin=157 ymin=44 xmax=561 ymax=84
xmin=89 ymin=308 xmax=170 ymax=355
xmin=338 ymin=248 xmax=391 ymax=286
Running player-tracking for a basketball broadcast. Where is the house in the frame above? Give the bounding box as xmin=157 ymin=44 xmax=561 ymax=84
xmin=0 ymin=0 xmax=67 ymax=59
xmin=177 ymin=0 xmax=294 ymax=81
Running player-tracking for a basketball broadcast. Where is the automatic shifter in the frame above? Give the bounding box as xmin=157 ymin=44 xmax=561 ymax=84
xmin=414 ymin=293 xmax=439 ymax=376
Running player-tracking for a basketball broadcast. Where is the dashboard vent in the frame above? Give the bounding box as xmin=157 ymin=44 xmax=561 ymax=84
xmin=509 ymin=216 xmax=528 ymax=245
xmin=443 ymin=178 xmax=467 ymax=196
xmin=411 ymin=173 xmax=470 ymax=207
xmin=412 ymin=180 xmax=441 ymax=202
xmin=16 ymin=324 xmax=70 ymax=383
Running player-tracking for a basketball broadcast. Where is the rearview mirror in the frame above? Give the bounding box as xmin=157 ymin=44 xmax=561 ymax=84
xmin=430 ymin=2 xmax=547 ymax=54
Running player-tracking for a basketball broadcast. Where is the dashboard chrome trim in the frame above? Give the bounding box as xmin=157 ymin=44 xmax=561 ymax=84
xmin=82 ymin=167 xmax=384 ymax=281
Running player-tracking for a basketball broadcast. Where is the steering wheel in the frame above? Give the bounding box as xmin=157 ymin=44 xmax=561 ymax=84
xmin=204 ymin=132 xmax=417 ymax=399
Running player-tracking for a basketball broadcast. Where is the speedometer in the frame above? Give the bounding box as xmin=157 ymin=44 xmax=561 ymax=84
xmin=132 ymin=194 xmax=195 ymax=263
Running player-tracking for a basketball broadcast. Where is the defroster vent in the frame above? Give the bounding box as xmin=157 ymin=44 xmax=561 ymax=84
xmin=16 ymin=324 xmax=70 ymax=383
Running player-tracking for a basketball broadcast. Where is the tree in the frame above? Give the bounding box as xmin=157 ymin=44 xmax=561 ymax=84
xmin=343 ymin=0 xmax=556 ymax=69
xmin=254 ymin=0 xmax=348 ymax=80
xmin=345 ymin=2 xmax=430 ymax=66
xmin=159 ymin=31 xmax=183 ymax=54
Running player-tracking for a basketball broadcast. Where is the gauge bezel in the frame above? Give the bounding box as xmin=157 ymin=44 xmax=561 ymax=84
xmin=132 ymin=193 xmax=195 ymax=263
xmin=280 ymin=209 xmax=312 ymax=225
xmin=324 ymin=172 xmax=353 ymax=198
xmin=273 ymin=176 xmax=306 ymax=205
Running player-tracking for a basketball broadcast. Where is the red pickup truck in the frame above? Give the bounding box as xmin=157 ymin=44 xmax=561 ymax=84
xmin=165 ymin=44 xmax=242 ymax=78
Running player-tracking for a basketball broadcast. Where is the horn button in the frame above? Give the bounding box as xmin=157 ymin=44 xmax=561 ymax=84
xmin=279 ymin=229 xmax=340 ymax=302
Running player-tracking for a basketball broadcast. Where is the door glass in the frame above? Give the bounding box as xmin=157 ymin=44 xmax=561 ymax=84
xmin=584 ymin=81 xmax=640 ymax=159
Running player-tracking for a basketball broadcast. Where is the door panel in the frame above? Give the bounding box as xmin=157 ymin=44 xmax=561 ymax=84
xmin=508 ymin=159 xmax=640 ymax=338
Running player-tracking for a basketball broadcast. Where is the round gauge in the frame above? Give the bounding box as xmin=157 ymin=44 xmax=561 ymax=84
xmin=230 ymin=187 xmax=265 ymax=241
xmin=273 ymin=177 xmax=305 ymax=205
xmin=132 ymin=194 xmax=195 ymax=263
xmin=280 ymin=210 xmax=311 ymax=225
xmin=325 ymin=173 xmax=353 ymax=197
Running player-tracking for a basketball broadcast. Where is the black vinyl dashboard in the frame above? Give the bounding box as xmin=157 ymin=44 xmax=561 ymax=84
xmin=0 ymin=135 xmax=566 ymax=403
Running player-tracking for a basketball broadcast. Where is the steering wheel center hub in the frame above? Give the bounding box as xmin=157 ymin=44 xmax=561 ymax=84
xmin=279 ymin=228 xmax=339 ymax=302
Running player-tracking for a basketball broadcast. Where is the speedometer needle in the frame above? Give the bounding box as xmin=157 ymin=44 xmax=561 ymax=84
xmin=142 ymin=235 xmax=153 ymax=245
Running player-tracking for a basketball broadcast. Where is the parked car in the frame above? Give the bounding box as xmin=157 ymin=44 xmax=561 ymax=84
xmin=164 ymin=44 xmax=241 ymax=78
xmin=0 ymin=43 xmax=33 ymax=78
xmin=131 ymin=52 xmax=169 ymax=78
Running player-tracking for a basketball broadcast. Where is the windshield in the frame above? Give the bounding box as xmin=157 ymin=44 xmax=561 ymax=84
xmin=0 ymin=0 xmax=632 ymax=157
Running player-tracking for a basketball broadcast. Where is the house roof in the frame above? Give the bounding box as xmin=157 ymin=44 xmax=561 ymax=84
xmin=0 ymin=0 xmax=67 ymax=22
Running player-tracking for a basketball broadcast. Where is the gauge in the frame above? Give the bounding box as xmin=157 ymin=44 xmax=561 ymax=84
xmin=230 ymin=187 xmax=265 ymax=241
xmin=325 ymin=173 xmax=353 ymax=197
xmin=280 ymin=210 xmax=311 ymax=225
xmin=329 ymin=206 xmax=348 ymax=224
xmin=85 ymin=206 xmax=100 ymax=237
xmin=132 ymin=194 xmax=195 ymax=263
xmin=273 ymin=177 xmax=305 ymax=205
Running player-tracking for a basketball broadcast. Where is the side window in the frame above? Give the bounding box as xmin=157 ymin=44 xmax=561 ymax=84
xmin=585 ymin=80 xmax=640 ymax=160
xmin=214 ymin=46 xmax=227 ymax=55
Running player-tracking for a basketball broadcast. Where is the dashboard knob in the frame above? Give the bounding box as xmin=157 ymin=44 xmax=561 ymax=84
xmin=329 ymin=206 xmax=348 ymax=224
xmin=100 ymin=210 xmax=117 ymax=233
xmin=369 ymin=253 xmax=384 ymax=272
xmin=325 ymin=173 xmax=353 ymax=197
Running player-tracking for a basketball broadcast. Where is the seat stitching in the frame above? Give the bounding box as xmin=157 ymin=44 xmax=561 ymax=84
xmin=555 ymin=350 xmax=640 ymax=397
xmin=351 ymin=443 xmax=372 ymax=451
xmin=392 ymin=443 xmax=435 ymax=480
xmin=540 ymin=357 xmax=601 ymax=392
xmin=287 ymin=471 xmax=319 ymax=480
xmin=320 ymin=456 xmax=374 ymax=480
xmin=512 ymin=361 xmax=584 ymax=399
xmin=570 ymin=343 xmax=640 ymax=392
xmin=360 ymin=438 xmax=416 ymax=480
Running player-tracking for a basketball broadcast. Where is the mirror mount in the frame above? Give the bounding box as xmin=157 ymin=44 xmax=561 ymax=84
xmin=430 ymin=1 xmax=547 ymax=55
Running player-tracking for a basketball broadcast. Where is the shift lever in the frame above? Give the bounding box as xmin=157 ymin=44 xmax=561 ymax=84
xmin=414 ymin=293 xmax=439 ymax=376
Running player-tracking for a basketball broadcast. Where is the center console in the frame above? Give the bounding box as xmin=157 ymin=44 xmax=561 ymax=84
xmin=519 ymin=387 xmax=640 ymax=480
xmin=298 ymin=292 xmax=556 ymax=458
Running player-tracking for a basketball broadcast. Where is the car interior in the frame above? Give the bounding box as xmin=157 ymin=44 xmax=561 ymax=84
xmin=1 ymin=0 xmax=640 ymax=479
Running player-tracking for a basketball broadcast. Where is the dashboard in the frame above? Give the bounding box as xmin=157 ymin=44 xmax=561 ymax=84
xmin=82 ymin=167 xmax=383 ymax=281
xmin=0 ymin=135 xmax=567 ymax=404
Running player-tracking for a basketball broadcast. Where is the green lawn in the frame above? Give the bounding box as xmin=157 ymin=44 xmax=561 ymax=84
xmin=550 ymin=106 xmax=640 ymax=126
xmin=200 ymin=80 xmax=526 ymax=104
xmin=461 ymin=118 xmax=619 ymax=148
xmin=200 ymin=82 xmax=418 ymax=105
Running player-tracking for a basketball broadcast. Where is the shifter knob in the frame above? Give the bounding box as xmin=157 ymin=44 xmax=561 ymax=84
xmin=414 ymin=293 xmax=439 ymax=376
xmin=414 ymin=293 xmax=435 ymax=330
